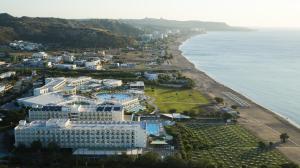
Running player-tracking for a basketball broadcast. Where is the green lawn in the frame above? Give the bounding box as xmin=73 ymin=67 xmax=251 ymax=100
xmin=145 ymin=86 xmax=209 ymax=113
xmin=167 ymin=123 xmax=290 ymax=167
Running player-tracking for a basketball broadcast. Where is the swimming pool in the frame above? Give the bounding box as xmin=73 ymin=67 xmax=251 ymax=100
xmin=146 ymin=123 xmax=160 ymax=136
xmin=96 ymin=93 xmax=131 ymax=102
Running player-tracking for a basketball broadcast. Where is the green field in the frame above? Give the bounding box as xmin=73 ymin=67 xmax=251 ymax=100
xmin=167 ymin=123 xmax=290 ymax=168
xmin=145 ymin=86 xmax=209 ymax=113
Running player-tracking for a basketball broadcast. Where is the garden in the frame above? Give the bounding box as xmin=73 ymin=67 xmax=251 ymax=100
xmin=166 ymin=122 xmax=290 ymax=168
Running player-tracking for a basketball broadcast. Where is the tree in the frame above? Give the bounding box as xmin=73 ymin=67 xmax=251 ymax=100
xmin=222 ymin=112 xmax=233 ymax=121
xmin=47 ymin=142 xmax=59 ymax=153
xmin=135 ymin=152 xmax=161 ymax=168
xmin=15 ymin=143 xmax=26 ymax=153
xmin=280 ymin=163 xmax=299 ymax=168
xmin=214 ymin=97 xmax=224 ymax=104
xmin=162 ymin=156 xmax=187 ymax=168
xmin=31 ymin=140 xmax=42 ymax=152
xmin=269 ymin=141 xmax=274 ymax=148
xmin=231 ymin=105 xmax=238 ymax=110
xmin=169 ymin=109 xmax=177 ymax=113
xmin=280 ymin=133 xmax=289 ymax=143
xmin=258 ymin=141 xmax=266 ymax=150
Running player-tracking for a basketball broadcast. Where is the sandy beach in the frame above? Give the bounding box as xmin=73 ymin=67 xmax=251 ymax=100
xmin=167 ymin=33 xmax=300 ymax=164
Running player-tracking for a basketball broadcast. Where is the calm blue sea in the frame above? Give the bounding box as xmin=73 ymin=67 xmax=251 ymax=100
xmin=180 ymin=29 xmax=300 ymax=127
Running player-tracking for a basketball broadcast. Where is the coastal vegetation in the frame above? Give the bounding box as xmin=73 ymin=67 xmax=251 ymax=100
xmin=0 ymin=13 xmax=141 ymax=48
xmin=145 ymin=86 xmax=209 ymax=113
xmin=166 ymin=122 xmax=291 ymax=168
xmin=121 ymin=18 xmax=249 ymax=32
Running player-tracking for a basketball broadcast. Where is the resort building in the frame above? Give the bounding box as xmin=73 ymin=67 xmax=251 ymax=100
xmin=18 ymin=77 xmax=132 ymax=108
xmin=54 ymin=64 xmax=77 ymax=70
xmin=102 ymin=79 xmax=123 ymax=87
xmin=14 ymin=119 xmax=147 ymax=149
xmin=67 ymin=76 xmax=92 ymax=87
xmin=96 ymin=93 xmax=142 ymax=112
xmin=34 ymin=78 xmax=66 ymax=96
xmin=28 ymin=104 xmax=124 ymax=121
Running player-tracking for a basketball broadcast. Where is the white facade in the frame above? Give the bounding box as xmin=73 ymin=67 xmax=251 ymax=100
xmin=29 ymin=104 xmax=124 ymax=122
xmin=0 ymin=71 xmax=16 ymax=79
xmin=14 ymin=119 xmax=147 ymax=149
xmin=85 ymin=60 xmax=102 ymax=70
xmin=54 ymin=64 xmax=77 ymax=70
xmin=32 ymin=52 xmax=48 ymax=59
xmin=67 ymin=76 xmax=92 ymax=87
xmin=102 ymin=79 xmax=123 ymax=87
xmin=129 ymin=81 xmax=145 ymax=90
xmin=62 ymin=53 xmax=75 ymax=63
xmin=34 ymin=78 xmax=66 ymax=96
xmin=144 ymin=72 xmax=158 ymax=81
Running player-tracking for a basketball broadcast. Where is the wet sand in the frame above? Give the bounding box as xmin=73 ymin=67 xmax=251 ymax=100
xmin=167 ymin=33 xmax=300 ymax=164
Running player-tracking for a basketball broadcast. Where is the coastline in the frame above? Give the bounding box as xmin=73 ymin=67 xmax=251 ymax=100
xmin=168 ymin=33 xmax=300 ymax=164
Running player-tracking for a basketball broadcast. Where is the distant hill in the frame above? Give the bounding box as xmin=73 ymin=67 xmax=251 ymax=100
xmin=121 ymin=18 xmax=249 ymax=32
xmin=0 ymin=13 xmax=142 ymax=48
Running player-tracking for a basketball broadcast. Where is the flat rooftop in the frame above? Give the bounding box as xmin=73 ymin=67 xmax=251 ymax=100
xmin=16 ymin=119 xmax=143 ymax=129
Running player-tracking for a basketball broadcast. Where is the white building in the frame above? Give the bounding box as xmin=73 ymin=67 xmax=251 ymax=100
xmin=102 ymin=79 xmax=123 ymax=87
xmin=62 ymin=53 xmax=75 ymax=63
xmin=34 ymin=78 xmax=66 ymax=96
xmin=144 ymin=72 xmax=158 ymax=81
xmin=85 ymin=59 xmax=102 ymax=70
xmin=48 ymin=56 xmax=62 ymax=64
xmin=32 ymin=52 xmax=48 ymax=59
xmin=0 ymin=71 xmax=16 ymax=79
xmin=54 ymin=64 xmax=77 ymax=70
xmin=67 ymin=76 xmax=92 ymax=87
xmin=14 ymin=119 xmax=147 ymax=149
xmin=29 ymin=104 xmax=124 ymax=122
xmin=129 ymin=81 xmax=145 ymax=90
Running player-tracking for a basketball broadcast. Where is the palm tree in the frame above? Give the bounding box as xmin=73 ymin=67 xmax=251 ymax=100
xmin=280 ymin=133 xmax=289 ymax=143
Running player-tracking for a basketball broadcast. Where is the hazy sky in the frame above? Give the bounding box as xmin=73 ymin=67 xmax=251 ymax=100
xmin=1 ymin=0 xmax=300 ymax=28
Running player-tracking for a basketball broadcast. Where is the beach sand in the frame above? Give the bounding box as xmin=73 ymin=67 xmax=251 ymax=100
xmin=168 ymin=33 xmax=300 ymax=164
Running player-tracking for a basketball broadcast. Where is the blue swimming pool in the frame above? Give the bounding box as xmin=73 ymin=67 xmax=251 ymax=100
xmin=146 ymin=123 xmax=160 ymax=136
xmin=96 ymin=93 xmax=131 ymax=102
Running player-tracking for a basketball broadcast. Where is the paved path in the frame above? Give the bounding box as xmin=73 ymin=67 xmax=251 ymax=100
xmin=146 ymin=96 xmax=159 ymax=114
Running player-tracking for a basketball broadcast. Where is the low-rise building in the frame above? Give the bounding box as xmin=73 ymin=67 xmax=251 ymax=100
xmin=120 ymin=63 xmax=136 ymax=69
xmin=0 ymin=71 xmax=16 ymax=79
xmin=48 ymin=56 xmax=62 ymax=64
xmin=144 ymin=72 xmax=158 ymax=81
xmin=28 ymin=104 xmax=124 ymax=121
xmin=54 ymin=64 xmax=77 ymax=70
xmin=32 ymin=52 xmax=48 ymax=59
xmin=62 ymin=52 xmax=75 ymax=63
xmin=34 ymin=78 xmax=66 ymax=96
xmin=129 ymin=81 xmax=145 ymax=90
xmin=85 ymin=59 xmax=102 ymax=70
xmin=14 ymin=119 xmax=147 ymax=149
xmin=102 ymin=79 xmax=123 ymax=87
xmin=0 ymin=83 xmax=13 ymax=94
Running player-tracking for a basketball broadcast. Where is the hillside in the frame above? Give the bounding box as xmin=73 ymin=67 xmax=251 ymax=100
xmin=0 ymin=13 xmax=142 ymax=48
xmin=121 ymin=18 xmax=249 ymax=32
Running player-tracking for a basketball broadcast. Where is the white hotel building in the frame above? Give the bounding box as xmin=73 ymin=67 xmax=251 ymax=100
xmin=29 ymin=104 xmax=124 ymax=122
xmin=14 ymin=119 xmax=147 ymax=149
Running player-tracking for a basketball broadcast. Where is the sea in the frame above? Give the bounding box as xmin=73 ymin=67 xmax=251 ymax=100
xmin=180 ymin=29 xmax=300 ymax=128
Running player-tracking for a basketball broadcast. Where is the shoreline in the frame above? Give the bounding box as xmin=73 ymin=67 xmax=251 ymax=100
xmin=167 ymin=33 xmax=300 ymax=164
